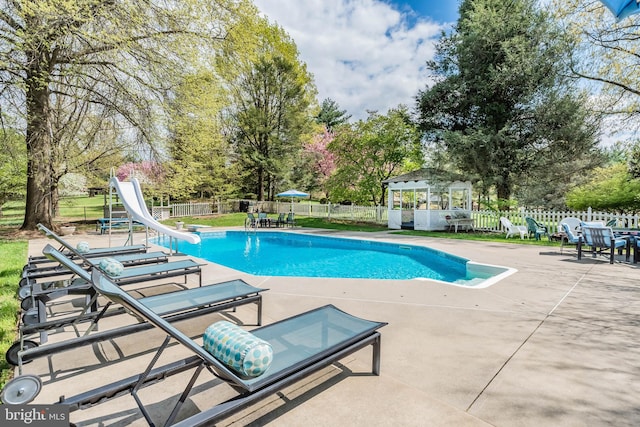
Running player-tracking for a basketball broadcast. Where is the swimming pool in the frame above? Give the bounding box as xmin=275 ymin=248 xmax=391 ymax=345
xmin=153 ymin=231 xmax=515 ymax=287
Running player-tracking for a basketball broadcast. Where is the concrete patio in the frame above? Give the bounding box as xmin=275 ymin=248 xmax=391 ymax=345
xmin=19 ymin=228 xmax=640 ymax=426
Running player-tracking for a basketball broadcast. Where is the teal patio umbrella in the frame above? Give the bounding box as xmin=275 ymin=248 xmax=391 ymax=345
xmin=599 ymin=0 xmax=640 ymax=20
xmin=277 ymin=189 xmax=309 ymax=211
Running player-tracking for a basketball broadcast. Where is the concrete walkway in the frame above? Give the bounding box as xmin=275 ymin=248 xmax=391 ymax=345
xmin=20 ymin=229 xmax=640 ymax=426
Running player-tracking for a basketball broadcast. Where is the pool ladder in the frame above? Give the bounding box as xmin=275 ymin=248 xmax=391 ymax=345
xmin=244 ymin=217 xmax=257 ymax=234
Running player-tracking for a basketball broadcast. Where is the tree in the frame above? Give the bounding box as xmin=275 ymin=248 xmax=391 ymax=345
xmin=0 ymin=0 xmax=253 ymax=230
xmin=0 ymin=126 xmax=26 ymax=216
xmin=417 ymin=0 xmax=600 ymax=205
xmin=316 ymin=98 xmax=351 ymax=131
xmin=218 ymin=20 xmax=317 ymax=200
xmin=303 ymin=127 xmax=337 ymax=199
xmin=553 ymin=1 xmax=640 ymax=124
xmin=327 ymin=106 xmax=423 ymax=205
xmin=566 ymin=163 xmax=640 ymax=214
xmin=165 ymin=72 xmax=233 ymax=200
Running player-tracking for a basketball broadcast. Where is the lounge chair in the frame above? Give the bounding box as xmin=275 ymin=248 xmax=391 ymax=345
xmin=525 ymin=217 xmax=549 ymax=240
xmin=500 ymin=217 xmax=528 ymax=239
xmin=18 ymin=241 xmax=203 ymax=345
xmin=39 ymin=268 xmax=386 ymax=425
xmin=6 ymin=244 xmax=267 ymax=369
xmin=22 ymin=250 xmax=170 ymax=281
xmin=578 ymin=226 xmax=630 ymax=264
xmin=26 ymin=223 xmax=147 ymax=268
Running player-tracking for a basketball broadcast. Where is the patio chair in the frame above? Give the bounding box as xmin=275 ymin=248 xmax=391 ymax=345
xmin=560 ymin=223 xmax=582 ymax=255
xmin=6 ymin=244 xmax=267 ymax=369
xmin=257 ymin=212 xmax=270 ymax=227
xmin=558 ymin=217 xmax=581 ymax=235
xmin=245 ymin=213 xmax=258 ymax=229
xmin=525 ymin=217 xmax=549 ymax=241
xmin=18 ymin=268 xmax=386 ymax=425
xmin=578 ymin=226 xmax=630 ymax=264
xmin=275 ymin=213 xmax=286 ymax=228
xmin=500 ymin=217 xmax=528 ymax=239
xmin=286 ymin=212 xmax=295 ymax=227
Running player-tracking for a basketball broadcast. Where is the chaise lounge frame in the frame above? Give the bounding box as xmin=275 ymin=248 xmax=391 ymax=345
xmin=26 ymin=224 xmax=147 ymax=266
xmin=15 ymin=241 xmax=202 ymax=349
xmin=55 ymin=269 xmax=386 ymax=426
xmin=9 ymin=245 xmax=266 ymax=371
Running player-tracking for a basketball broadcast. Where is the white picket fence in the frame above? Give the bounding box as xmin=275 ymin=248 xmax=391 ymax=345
xmin=491 ymin=208 xmax=636 ymax=233
xmin=159 ymin=200 xmax=638 ymax=233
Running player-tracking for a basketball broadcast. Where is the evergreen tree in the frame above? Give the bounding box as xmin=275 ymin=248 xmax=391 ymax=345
xmin=316 ymin=98 xmax=351 ymax=131
xmin=417 ymin=0 xmax=599 ymax=206
xmin=218 ymin=20 xmax=317 ymax=201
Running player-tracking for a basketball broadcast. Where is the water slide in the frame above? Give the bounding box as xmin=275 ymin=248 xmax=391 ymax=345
xmin=109 ymin=177 xmax=201 ymax=245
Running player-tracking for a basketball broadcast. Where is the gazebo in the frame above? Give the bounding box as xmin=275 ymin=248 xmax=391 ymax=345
xmin=383 ymin=168 xmax=473 ymax=231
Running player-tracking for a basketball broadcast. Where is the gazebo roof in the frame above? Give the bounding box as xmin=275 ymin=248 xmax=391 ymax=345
xmin=382 ymin=168 xmax=468 ymax=185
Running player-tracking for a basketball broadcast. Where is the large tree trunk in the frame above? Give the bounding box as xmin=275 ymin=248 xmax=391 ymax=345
xmin=21 ymin=59 xmax=54 ymax=231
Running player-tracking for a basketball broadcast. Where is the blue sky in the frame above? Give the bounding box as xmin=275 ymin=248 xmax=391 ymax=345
xmin=253 ymin=0 xmax=461 ymax=120
xmin=395 ymin=1 xmax=460 ymax=23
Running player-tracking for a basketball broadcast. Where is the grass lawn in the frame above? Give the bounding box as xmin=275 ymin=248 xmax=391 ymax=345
xmin=0 ymin=239 xmax=27 ymax=391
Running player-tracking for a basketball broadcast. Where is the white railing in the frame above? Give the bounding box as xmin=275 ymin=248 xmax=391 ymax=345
xmin=472 ymin=208 xmax=637 ymax=233
xmin=163 ymin=200 xmax=638 ymax=232
xmin=157 ymin=202 xmax=216 ymax=218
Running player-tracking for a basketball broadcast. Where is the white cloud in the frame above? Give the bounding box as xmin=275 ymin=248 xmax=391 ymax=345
xmin=253 ymin=0 xmax=446 ymax=120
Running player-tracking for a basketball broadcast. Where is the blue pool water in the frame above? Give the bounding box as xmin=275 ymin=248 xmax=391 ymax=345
xmin=153 ymin=231 xmax=512 ymax=286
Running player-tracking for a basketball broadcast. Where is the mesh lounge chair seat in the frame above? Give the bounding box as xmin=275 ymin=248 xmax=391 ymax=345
xmin=23 ymin=224 xmax=168 ymax=281
xmin=23 ymin=250 xmax=170 ymax=281
xmin=578 ymin=226 xmax=630 ymax=264
xmin=17 ymin=243 xmax=202 ymax=345
xmin=7 ymin=245 xmax=266 ymax=368
xmin=44 ymin=269 xmax=387 ymax=426
xmin=26 ymin=224 xmax=147 ymax=267
xmin=21 ymin=255 xmax=203 ymax=308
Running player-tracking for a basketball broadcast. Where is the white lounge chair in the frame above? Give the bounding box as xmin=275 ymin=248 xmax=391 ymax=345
xmin=500 ymin=217 xmax=528 ymax=239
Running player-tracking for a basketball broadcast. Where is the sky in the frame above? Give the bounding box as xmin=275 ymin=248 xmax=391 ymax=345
xmin=252 ymin=0 xmax=461 ymax=121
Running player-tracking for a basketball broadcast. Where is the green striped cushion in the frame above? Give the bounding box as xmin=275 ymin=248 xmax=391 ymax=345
xmin=203 ymin=321 xmax=273 ymax=378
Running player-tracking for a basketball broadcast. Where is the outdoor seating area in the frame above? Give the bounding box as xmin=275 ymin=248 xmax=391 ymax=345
xmin=445 ymin=212 xmax=475 ymax=233
xmin=2 ymin=229 xmax=388 ymax=426
xmin=4 ymin=228 xmax=638 ymax=426
xmin=245 ymin=212 xmax=293 ymax=229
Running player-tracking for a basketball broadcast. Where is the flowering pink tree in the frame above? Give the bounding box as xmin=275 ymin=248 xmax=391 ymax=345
xmin=116 ymin=161 xmax=165 ymax=185
xmin=304 ymin=128 xmax=336 ymax=198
